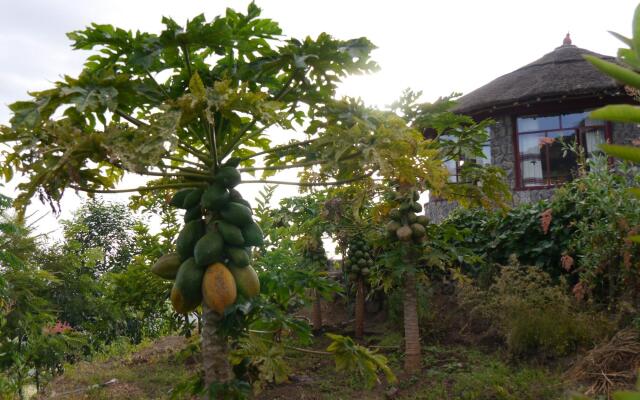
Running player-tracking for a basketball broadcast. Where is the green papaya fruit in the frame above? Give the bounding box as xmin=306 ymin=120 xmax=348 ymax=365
xmin=194 ymin=231 xmax=224 ymax=266
xmin=229 ymin=188 xmax=243 ymax=202
xmin=399 ymin=202 xmax=411 ymax=212
xmin=357 ymin=258 xmax=367 ymax=267
xmin=177 ymin=220 xmax=206 ymax=260
xmin=407 ymin=212 xmax=417 ymax=224
xmin=221 ymin=202 xmax=253 ymax=227
xmin=361 ymin=268 xmax=370 ymax=277
xmin=183 ymin=188 xmax=204 ymax=209
xmin=201 ymin=183 xmax=230 ymax=211
xmin=184 ymin=205 xmax=202 ymax=222
xmin=389 ymin=208 xmax=402 ymax=221
xmin=229 ymin=264 xmax=260 ymax=298
xmin=411 ymin=223 xmax=427 ymax=238
xmin=416 ymin=215 xmax=429 ymax=226
xmin=242 ymin=221 xmax=264 ymax=246
xmin=170 ymin=189 xmax=194 ymax=209
xmin=232 ymin=198 xmax=252 ymax=210
xmin=216 ymin=166 xmax=241 ymax=188
xmin=355 ymin=250 xmax=364 ymax=258
xmin=151 ymin=253 xmax=182 ymax=279
xmin=226 ymin=246 xmax=251 ymax=268
xmin=171 ymin=257 xmax=204 ymax=313
xmin=216 ymin=220 xmax=245 ymax=246
xmin=413 ymin=191 xmax=420 ymax=201
xmin=224 ymin=157 xmax=242 ymax=168
xmin=411 ymin=202 xmax=423 ymax=213
xmin=396 ymin=225 xmax=413 ymax=242
xmin=386 ymin=220 xmax=402 ymax=234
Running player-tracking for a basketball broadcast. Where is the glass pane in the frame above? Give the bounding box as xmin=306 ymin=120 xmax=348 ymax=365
xmin=583 ymin=128 xmax=606 ymax=156
xmin=545 ymin=130 xmax=578 ymax=185
xmin=517 ymin=115 xmax=560 ymax=132
xmin=519 ymin=133 xmax=545 ymax=187
xmin=585 ymin=118 xmax=604 ymax=127
xmin=561 ymin=112 xmax=589 ymax=128
xmin=444 ymin=159 xmax=458 ymax=183
xmin=478 ymin=143 xmax=491 ymax=166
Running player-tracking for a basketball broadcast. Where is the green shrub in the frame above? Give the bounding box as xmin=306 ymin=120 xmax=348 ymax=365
xmin=458 ymin=260 xmax=613 ymax=359
xmin=440 ymin=157 xmax=640 ymax=305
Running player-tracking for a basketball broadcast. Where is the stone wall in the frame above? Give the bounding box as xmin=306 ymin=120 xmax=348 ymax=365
xmin=612 ymin=122 xmax=640 ymax=146
xmin=491 ymin=115 xmax=517 ymax=189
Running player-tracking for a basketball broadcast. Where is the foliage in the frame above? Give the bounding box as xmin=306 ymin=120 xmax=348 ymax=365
xmin=0 ymin=197 xmax=88 ymax=398
xmin=418 ymin=346 xmax=561 ymax=400
xmin=230 ymin=334 xmax=291 ymax=393
xmin=439 ymin=156 xmax=640 ymax=304
xmin=458 ymin=260 xmax=612 ymax=359
xmin=61 ymin=198 xmax=138 ymax=275
xmin=0 ymin=2 xmax=383 ymax=216
xmin=326 ymin=333 xmax=396 ymax=388
xmin=584 ymin=2 xmax=640 ymax=241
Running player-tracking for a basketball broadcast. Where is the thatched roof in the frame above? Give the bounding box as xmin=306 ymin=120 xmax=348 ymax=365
xmin=453 ymin=39 xmax=623 ymax=117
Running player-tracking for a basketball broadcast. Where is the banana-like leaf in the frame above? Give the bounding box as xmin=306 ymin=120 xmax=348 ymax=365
xmin=590 ymin=105 xmax=640 ymax=123
xmin=600 ymin=144 xmax=640 ymax=163
xmin=584 ymin=55 xmax=640 ymax=88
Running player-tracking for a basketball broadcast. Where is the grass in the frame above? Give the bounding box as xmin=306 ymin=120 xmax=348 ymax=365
xmin=40 ymin=331 xmax=567 ymax=400
xmin=42 ymin=336 xmax=193 ymax=400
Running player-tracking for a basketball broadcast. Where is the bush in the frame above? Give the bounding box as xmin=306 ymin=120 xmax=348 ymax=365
xmin=440 ymin=156 xmax=640 ymax=305
xmin=458 ymin=260 xmax=613 ymax=359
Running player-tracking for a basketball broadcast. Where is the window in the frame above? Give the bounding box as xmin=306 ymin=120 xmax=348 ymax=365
xmin=441 ymin=130 xmax=492 ymax=183
xmin=516 ymin=112 xmax=608 ymax=188
xmin=478 ymin=127 xmax=492 ymax=166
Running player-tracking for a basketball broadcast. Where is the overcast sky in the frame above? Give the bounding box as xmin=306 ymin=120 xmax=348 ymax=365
xmin=0 ymin=0 xmax=636 ymax=237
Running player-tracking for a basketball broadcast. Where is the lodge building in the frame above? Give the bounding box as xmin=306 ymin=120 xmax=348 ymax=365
xmin=427 ymin=34 xmax=640 ymax=221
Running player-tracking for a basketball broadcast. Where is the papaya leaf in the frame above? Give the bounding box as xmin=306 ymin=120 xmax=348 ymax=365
xmin=325 ymin=332 xmax=396 ymax=388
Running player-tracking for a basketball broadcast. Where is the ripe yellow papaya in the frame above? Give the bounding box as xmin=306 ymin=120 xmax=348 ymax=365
xmin=202 ymin=263 xmax=237 ymax=315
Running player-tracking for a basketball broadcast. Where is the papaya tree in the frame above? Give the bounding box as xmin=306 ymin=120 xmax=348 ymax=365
xmin=321 ymin=182 xmax=380 ymax=339
xmin=0 ymin=3 xmax=430 ymax=393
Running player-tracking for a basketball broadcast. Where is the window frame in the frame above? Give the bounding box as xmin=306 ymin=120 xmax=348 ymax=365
xmin=513 ymin=112 xmax=612 ymax=190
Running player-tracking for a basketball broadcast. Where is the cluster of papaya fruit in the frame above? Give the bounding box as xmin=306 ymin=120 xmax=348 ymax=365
xmin=302 ymin=238 xmax=328 ymax=267
xmin=385 ymin=189 xmax=429 ymax=244
xmin=151 ymin=159 xmax=262 ymax=316
xmin=343 ymin=237 xmax=374 ymax=281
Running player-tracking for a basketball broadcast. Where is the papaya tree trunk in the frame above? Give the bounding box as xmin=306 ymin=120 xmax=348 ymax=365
xmin=355 ymin=276 xmax=365 ymax=339
xmin=403 ymin=271 xmax=421 ymax=373
xmin=312 ymin=289 xmax=323 ymax=331
xmin=201 ymin=303 xmax=232 ymax=397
